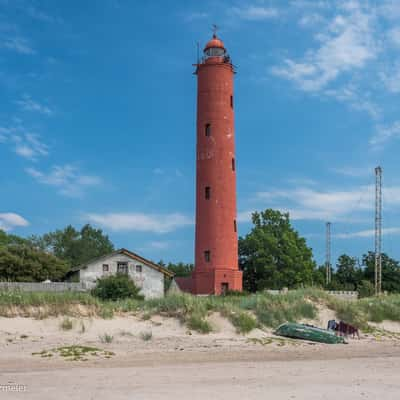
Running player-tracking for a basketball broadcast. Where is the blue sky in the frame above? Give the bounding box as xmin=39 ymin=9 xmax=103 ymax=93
xmin=1 ymin=0 xmax=400 ymax=267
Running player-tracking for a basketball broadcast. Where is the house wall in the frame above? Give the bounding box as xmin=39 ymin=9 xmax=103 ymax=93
xmin=79 ymin=253 xmax=165 ymax=299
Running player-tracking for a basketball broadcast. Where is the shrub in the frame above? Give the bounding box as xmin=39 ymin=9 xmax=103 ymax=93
xmin=358 ymin=280 xmax=375 ymax=298
xmin=60 ymin=317 xmax=73 ymax=330
xmin=140 ymin=331 xmax=153 ymax=341
xmin=227 ymin=310 xmax=257 ymax=334
xmin=99 ymin=333 xmax=114 ymax=343
xmin=98 ymin=306 xmax=114 ymax=319
xmin=91 ymin=274 xmax=144 ymax=301
xmin=223 ymin=290 xmax=249 ymax=297
xmin=186 ymin=313 xmax=212 ymax=333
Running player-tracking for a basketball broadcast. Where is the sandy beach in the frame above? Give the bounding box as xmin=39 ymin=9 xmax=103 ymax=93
xmin=1 ymin=315 xmax=400 ymax=399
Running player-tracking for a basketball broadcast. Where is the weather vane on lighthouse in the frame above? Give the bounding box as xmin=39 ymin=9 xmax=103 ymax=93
xmin=212 ymin=24 xmax=218 ymax=37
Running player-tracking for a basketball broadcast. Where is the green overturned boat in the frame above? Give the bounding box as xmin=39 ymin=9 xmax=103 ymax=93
xmin=275 ymin=322 xmax=345 ymax=344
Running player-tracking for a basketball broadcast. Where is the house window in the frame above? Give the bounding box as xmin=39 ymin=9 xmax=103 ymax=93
xmin=234 ymin=219 xmax=237 ymax=232
xmin=136 ymin=265 xmax=142 ymax=273
xmin=117 ymin=262 xmax=128 ymax=274
xmin=204 ymin=250 xmax=211 ymax=262
xmin=231 ymin=158 xmax=235 ymax=171
xmin=205 ymin=123 xmax=211 ymax=137
xmin=102 ymin=264 xmax=109 ymax=273
xmin=230 ymin=95 xmax=233 ymax=108
xmin=205 ymin=186 xmax=211 ymax=199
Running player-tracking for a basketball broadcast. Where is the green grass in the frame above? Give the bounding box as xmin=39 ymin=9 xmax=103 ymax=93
xmin=186 ymin=313 xmax=212 ymax=333
xmin=99 ymin=333 xmax=114 ymax=343
xmin=32 ymin=345 xmax=115 ymax=361
xmin=2 ymin=288 xmax=400 ymax=334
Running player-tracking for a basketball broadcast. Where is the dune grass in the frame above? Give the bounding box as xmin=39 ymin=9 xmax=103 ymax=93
xmin=1 ymin=288 xmax=399 ymax=333
xmin=60 ymin=317 xmax=73 ymax=331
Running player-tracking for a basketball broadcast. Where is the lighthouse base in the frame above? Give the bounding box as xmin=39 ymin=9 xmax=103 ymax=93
xmin=192 ymin=269 xmax=243 ymax=295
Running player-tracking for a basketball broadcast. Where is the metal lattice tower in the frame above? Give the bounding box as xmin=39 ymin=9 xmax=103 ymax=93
xmin=375 ymin=166 xmax=382 ymax=296
xmin=325 ymin=222 xmax=331 ymax=285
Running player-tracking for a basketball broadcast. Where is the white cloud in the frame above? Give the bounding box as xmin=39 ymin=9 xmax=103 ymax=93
xmin=25 ymin=6 xmax=60 ymax=23
xmin=380 ymin=62 xmax=400 ymax=93
xmin=287 ymin=177 xmax=317 ymax=186
xmin=388 ymin=27 xmax=400 ymax=46
xmin=324 ymin=85 xmax=380 ymax=118
xmin=26 ymin=165 xmax=101 ymax=197
xmin=272 ymin=4 xmax=378 ymax=92
xmin=0 ymin=213 xmax=29 ymax=231
xmin=0 ymin=125 xmax=49 ymax=160
xmin=12 ymin=133 xmax=48 ymax=160
xmin=335 ymin=227 xmax=400 ymax=239
xmin=85 ymin=212 xmax=193 ymax=233
xmin=148 ymin=241 xmax=170 ymax=250
xmin=370 ymin=121 xmax=400 ymax=147
xmin=298 ymin=13 xmax=326 ymax=27
xmin=237 ymin=210 xmax=253 ymax=223
xmin=379 ymin=0 xmax=400 ymax=20
xmin=16 ymin=94 xmax=53 ymax=115
xmin=238 ymin=183 xmax=400 ymax=223
xmin=231 ymin=6 xmax=279 ymax=20
xmin=331 ymin=166 xmax=374 ymax=178
xmin=1 ymin=36 xmax=35 ymax=55
xmin=183 ymin=12 xmax=208 ymax=22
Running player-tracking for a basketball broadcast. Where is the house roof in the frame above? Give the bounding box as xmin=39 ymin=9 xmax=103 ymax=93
xmin=174 ymin=277 xmax=194 ymax=293
xmin=71 ymin=248 xmax=174 ymax=277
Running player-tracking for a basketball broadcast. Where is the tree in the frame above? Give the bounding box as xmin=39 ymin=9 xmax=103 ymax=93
xmin=362 ymin=251 xmax=400 ymax=293
xmin=165 ymin=262 xmax=194 ymax=277
xmin=312 ymin=265 xmax=326 ymax=287
xmin=0 ymin=230 xmax=30 ymax=247
xmin=0 ymin=244 xmax=69 ymax=282
xmin=32 ymin=224 xmax=114 ymax=268
xmin=239 ymin=209 xmax=316 ymax=291
xmin=335 ymin=254 xmax=362 ymax=290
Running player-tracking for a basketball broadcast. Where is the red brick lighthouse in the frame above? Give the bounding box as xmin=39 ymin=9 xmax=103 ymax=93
xmin=192 ymin=31 xmax=243 ymax=295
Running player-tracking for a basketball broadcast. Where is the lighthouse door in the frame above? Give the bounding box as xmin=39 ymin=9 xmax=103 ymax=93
xmin=221 ymin=282 xmax=229 ymax=295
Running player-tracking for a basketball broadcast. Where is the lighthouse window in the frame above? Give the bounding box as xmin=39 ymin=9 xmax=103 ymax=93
xmin=205 ymin=47 xmax=225 ymax=57
xmin=234 ymin=219 xmax=237 ymax=232
xmin=205 ymin=123 xmax=211 ymax=137
xmin=231 ymin=158 xmax=235 ymax=171
xmin=230 ymin=95 xmax=233 ymax=108
xmin=204 ymin=250 xmax=211 ymax=262
xmin=205 ymin=186 xmax=211 ymax=199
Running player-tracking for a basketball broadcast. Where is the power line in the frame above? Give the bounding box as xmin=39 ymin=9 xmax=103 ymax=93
xmin=325 ymin=221 xmax=331 ymax=285
xmin=375 ymin=166 xmax=382 ymax=296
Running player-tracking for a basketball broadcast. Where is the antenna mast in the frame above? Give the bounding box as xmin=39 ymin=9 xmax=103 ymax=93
xmin=375 ymin=166 xmax=382 ymax=296
xmin=325 ymin=222 xmax=331 ymax=285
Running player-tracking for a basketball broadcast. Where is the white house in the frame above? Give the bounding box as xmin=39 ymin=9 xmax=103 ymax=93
xmin=69 ymin=248 xmax=174 ymax=299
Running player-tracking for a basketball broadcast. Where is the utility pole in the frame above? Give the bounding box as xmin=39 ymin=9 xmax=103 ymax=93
xmin=375 ymin=166 xmax=382 ymax=296
xmin=325 ymin=222 xmax=331 ymax=285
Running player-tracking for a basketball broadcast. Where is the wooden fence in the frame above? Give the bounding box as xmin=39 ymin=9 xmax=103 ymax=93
xmin=0 ymin=282 xmax=88 ymax=292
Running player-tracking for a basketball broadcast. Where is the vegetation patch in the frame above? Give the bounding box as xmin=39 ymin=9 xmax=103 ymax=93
xmin=247 ymin=337 xmax=298 ymax=347
xmin=140 ymin=331 xmax=153 ymax=341
xmin=92 ymin=274 xmax=144 ymax=301
xmin=99 ymin=333 xmax=114 ymax=343
xmin=60 ymin=317 xmax=73 ymax=330
xmin=220 ymin=307 xmax=257 ymax=334
xmin=187 ymin=313 xmax=212 ymax=334
xmin=32 ymin=345 xmax=115 ymax=361
xmin=2 ymin=287 xmax=400 ymax=334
